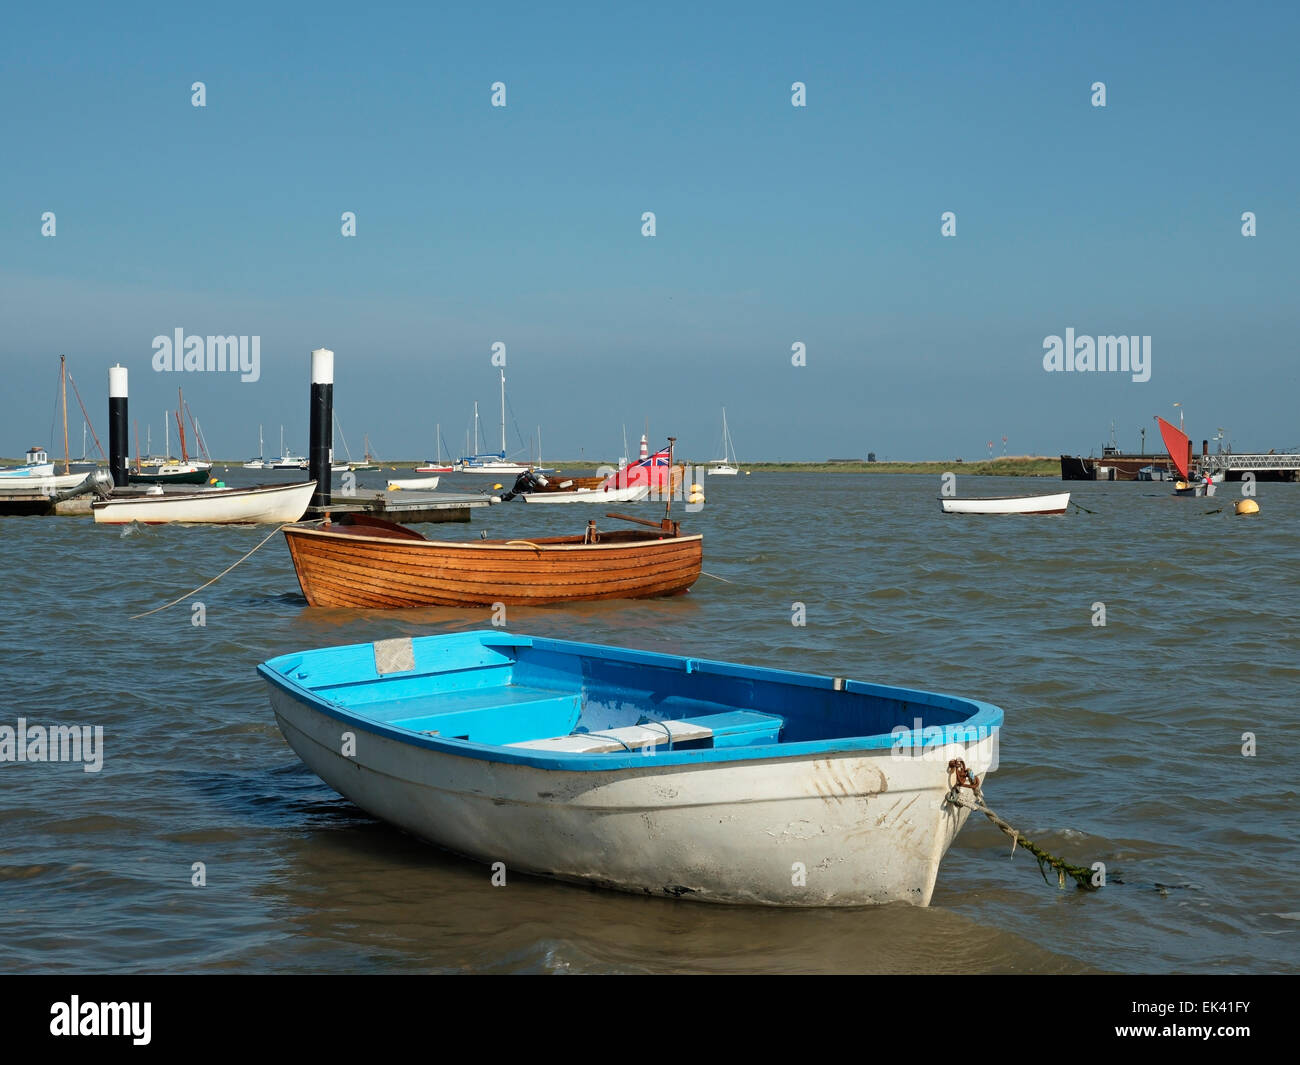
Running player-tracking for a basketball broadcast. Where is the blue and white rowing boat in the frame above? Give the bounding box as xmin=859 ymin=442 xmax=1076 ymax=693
xmin=258 ymin=631 xmax=1003 ymax=906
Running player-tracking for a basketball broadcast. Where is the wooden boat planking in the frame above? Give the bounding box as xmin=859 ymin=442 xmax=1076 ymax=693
xmin=283 ymin=515 xmax=702 ymax=608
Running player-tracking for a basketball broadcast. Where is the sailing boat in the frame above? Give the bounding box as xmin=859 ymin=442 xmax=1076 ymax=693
xmin=129 ymin=389 xmax=210 ymax=484
xmin=244 ymin=426 xmax=267 ymax=469
xmin=350 ymin=434 xmax=379 ymax=472
xmin=707 ymin=408 xmax=741 ymax=476
xmin=70 ymin=424 xmax=97 ymax=469
xmin=1155 ymin=415 xmax=1223 ymax=497
xmin=417 ymin=424 xmax=454 ymax=473
xmin=455 ymin=370 xmax=530 ymax=475
xmin=0 ymin=358 xmax=97 ymax=491
xmin=268 ymin=426 xmax=310 ymax=470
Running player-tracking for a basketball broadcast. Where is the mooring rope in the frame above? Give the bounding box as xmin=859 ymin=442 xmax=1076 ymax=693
xmin=945 ymin=760 xmax=1098 ymax=891
xmin=700 ymin=571 xmax=734 ymax=583
xmin=128 ymin=522 xmax=294 ymax=619
xmin=1070 ymin=500 xmax=1097 ymax=515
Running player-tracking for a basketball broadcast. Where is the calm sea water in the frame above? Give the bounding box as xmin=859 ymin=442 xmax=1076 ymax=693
xmin=2 ymin=471 xmax=1296 ymax=974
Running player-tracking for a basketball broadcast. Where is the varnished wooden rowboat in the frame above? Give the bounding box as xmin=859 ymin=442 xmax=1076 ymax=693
xmin=282 ymin=513 xmax=703 ymax=608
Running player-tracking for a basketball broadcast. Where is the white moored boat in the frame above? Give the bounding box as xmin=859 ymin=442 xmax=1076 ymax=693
xmin=0 ymin=446 xmax=91 ymax=493
xmin=707 ymin=407 xmax=741 ymax=476
xmin=521 ymin=483 xmax=650 ymax=504
xmin=258 ymin=630 xmax=1004 ymax=907
xmin=386 ymin=476 xmax=441 ymax=491
xmin=940 ymin=492 xmax=1070 ymax=515
xmin=92 ymin=481 xmax=316 ymax=525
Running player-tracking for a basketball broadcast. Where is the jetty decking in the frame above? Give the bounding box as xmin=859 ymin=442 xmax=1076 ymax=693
xmin=306 ymin=489 xmax=490 ymax=524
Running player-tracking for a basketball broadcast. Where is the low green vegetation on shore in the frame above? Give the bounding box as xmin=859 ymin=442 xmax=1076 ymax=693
xmin=740 ymin=457 xmax=1059 ymax=476
xmin=366 ymin=456 xmax=1060 ymax=476
xmin=57 ymin=456 xmax=1059 ymax=477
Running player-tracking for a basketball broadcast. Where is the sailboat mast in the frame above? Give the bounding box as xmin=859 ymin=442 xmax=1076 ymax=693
xmin=436 ymin=423 xmax=441 ymax=463
xmin=500 ymin=369 xmax=507 ymax=455
xmin=60 ymin=355 xmax=70 ymax=474
xmin=176 ymin=389 xmax=189 ymax=461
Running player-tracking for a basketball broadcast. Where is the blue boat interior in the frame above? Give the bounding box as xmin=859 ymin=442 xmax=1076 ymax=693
xmin=260 ymin=631 xmax=1002 ymax=758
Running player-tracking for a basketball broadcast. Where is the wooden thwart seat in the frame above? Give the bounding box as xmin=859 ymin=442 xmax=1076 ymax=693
xmin=508 ymin=710 xmax=783 ymax=753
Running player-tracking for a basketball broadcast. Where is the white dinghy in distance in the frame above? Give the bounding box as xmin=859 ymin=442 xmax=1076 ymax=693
xmin=92 ymin=481 xmax=316 ymax=525
xmin=940 ymin=492 xmax=1070 ymax=515
xmin=386 ymin=476 xmax=441 ymax=491
xmin=258 ymin=630 xmax=1004 ymax=907
xmin=520 ymin=483 xmax=650 ymax=504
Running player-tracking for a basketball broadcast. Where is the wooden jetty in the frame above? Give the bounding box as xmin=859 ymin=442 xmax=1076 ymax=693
xmin=306 ymin=489 xmax=490 ymax=525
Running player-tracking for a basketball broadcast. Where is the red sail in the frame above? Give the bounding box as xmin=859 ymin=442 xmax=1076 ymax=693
xmin=1155 ymin=416 xmax=1190 ymax=481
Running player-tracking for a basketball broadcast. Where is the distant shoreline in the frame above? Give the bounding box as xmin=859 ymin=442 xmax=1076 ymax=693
xmin=6 ymin=456 xmax=1060 ymax=477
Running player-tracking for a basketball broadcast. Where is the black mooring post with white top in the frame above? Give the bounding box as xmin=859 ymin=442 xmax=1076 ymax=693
xmin=108 ymin=364 xmax=128 ymax=487
xmin=308 ymin=348 xmax=334 ymax=510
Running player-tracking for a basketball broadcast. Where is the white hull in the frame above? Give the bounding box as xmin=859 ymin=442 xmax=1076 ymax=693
xmin=387 ymin=476 xmax=441 ymax=491
xmin=707 ymin=464 xmax=739 ymax=476
xmin=1174 ymin=475 xmax=1223 ymax=498
xmin=416 ymin=465 xmax=454 ymax=473
xmin=521 ymin=484 xmax=650 ymax=504
xmin=92 ymin=481 xmax=316 ymax=524
xmin=457 ymin=463 xmax=530 ymax=476
xmin=270 ymin=686 xmax=996 ymax=906
xmin=941 ymin=492 xmax=1070 ymax=515
xmin=0 ymin=469 xmax=90 ymax=493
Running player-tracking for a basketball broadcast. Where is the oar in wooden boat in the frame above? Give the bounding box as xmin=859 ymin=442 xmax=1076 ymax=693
xmin=605 ymin=511 xmax=681 ymax=536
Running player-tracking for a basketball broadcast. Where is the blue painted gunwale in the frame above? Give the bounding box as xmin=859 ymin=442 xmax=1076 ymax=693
xmin=257 ymin=631 xmax=1005 ymax=773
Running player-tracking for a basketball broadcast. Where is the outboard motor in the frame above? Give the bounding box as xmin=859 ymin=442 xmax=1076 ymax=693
xmin=52 ymin=468 xmax=115 ymax=502
xmin=501 ymin=469 xmax=547 ymax=501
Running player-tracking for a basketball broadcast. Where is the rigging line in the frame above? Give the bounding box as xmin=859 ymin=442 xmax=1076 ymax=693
xmin=66 ymin=370 xmax=108 ymax=460
xmin=503 ymin=392 xmax=528 ymax=458
xmin=333 ymin=412 xmax=354 ymax=462
xmin=48 ymin=368 xmax=62 ymax=459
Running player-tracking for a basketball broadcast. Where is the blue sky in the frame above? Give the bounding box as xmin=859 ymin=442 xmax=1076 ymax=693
xmin=2 ymin=2 xmax=1296 ymax=461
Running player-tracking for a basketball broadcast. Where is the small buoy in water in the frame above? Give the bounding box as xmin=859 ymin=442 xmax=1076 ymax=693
xmin=691 ymin=483 xmax=703 ymax=493
xmin=689 ymin=493 xmax=705 ymax=505
xmin=744 ymin=470 xmax=750 ymax=475
xmin=213 ymin=481 xmax=225 ymax=488
xmin=493 ymin=483 xmax=503 ymax=490
xmin=1235 ymin=499 xmax=1259 ymax=516
xmin=209 ymin=477 xmax=219 ymax=485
